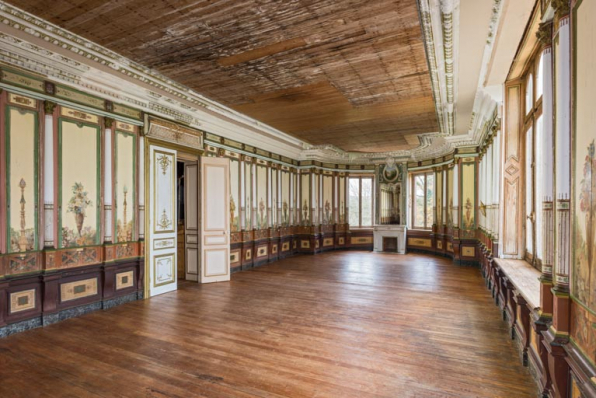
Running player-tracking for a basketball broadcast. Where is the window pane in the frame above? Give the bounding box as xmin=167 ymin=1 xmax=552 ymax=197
xmin=414 ymin=175 xmax=425 ymax=228
xmin=525 ymin=73 xmax=534 ymax=115
xmin=348 ymin=178 xmax=360 ymax=226
xmin=361 ymin=178 xmax=373 ymax=227
xmin=426 ymin=173 xmax=434 ymax=228
xmin=525 ymin=127 xmax=534 ymax=255
xmin=536 ymin=55 xmax=544 ymax=100
xmin=535 ymin=116 xmax=543 ymax=259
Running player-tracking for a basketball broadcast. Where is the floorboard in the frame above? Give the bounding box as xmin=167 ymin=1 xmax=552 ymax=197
xmin=0 ymin=252 xmax=537 ymax=397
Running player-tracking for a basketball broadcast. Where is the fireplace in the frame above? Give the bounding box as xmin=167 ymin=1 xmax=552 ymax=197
xmin=373 ymin=225 xmax=406 ymax=254
xmin=382 ymin=237 xmax=398 ymax=252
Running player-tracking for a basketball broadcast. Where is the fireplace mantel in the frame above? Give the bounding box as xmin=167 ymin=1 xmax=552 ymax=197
xmin=373 ymin=225 xmax=407 ymax=254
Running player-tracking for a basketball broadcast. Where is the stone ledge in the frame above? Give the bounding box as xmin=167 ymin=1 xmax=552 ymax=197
xmin=494 ymin=258 xmax=540 ymax=309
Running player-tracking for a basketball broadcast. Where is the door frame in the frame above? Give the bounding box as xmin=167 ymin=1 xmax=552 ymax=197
xmin=177 ymin=152 xmax=200 ymax=281
xmin=143 ymin=137 xmax=202 ymax=299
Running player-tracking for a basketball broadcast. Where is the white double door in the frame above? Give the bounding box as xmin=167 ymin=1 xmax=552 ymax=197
xmin=148 ymin=144 xmax=230 ymax=297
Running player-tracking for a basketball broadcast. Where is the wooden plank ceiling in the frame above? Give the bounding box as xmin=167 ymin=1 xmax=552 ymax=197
xmin=10 ymin=0 xmax=439 ymax=153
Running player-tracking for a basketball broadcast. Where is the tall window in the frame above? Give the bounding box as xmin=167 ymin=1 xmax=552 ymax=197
xmin=348 ymin=176 xmax=373 ymax=228
xmin=523 ymin=50 xmax=544 ymax=267
xmin=411 ymin=172 xmax=434 ymax=229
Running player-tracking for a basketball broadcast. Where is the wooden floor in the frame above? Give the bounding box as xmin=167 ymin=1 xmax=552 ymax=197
xmin=0 ymin=252 xmax=537 ymax=397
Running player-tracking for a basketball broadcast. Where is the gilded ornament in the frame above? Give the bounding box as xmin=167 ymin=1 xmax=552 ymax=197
xmin=157 ymin=209 xmax=172 ymax=230
xmin=44 ymin=100 xmax=56 ymax=114
xmin=157 ymin=154 xmax=171 ymax=175
xmin=536 ymin=22 xmax=553 ymax=46
xmin=552 ymin=0 xmax=570 ymax=18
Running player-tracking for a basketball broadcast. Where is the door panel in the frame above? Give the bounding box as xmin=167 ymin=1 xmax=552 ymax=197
xmin=148 ymin=145 xmax=177 ymax=296
xmin=185 ymin=162 xmax=199 ymax=281
xmin=201 ymin=157 xmax=230 ymax=283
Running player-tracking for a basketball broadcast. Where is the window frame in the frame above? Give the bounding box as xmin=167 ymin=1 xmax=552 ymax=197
xmin=347 ymin=175 xmax=374 ymax=229
xmin=410 ymin=171 xmax=434 ymax=230
xmin=521 ymin=48 xmax=544 ymax=267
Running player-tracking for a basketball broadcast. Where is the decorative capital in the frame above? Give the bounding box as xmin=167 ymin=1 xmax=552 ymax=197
xmin=537 ymin=22 xmax=553 ymax=46
xmin=44 ymin=100 xmax=57 ymax=114
xmin=552 ymin=0 xmax=570 ymax=18
xmin=104 ymin=117 xmax=114 ymax=129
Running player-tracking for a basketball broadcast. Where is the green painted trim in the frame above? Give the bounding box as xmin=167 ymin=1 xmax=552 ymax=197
xmin=114 ymin=129 xmax=137 ymax=243
xmin=57 ymin=118 xmax=101 ymax=248
xmin=5 ymin=105 xmax=39 ymax=253
xmin=0 ymin=67 xmax=45 ymax=93
xmin=569 ymin=336 xmax=596 ymax=369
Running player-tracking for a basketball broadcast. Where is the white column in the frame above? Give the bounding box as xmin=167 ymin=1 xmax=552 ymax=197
xmin=43 ymin=102 xmax=56 ymax=248
xmin=479 ymin=157 xmax=485 ymax=230
xmin=554 ymin=14 xmax=571 ymax=289
xmin=289 ymin=170 xmax=294 ymax=226
xmin=240 ymin=159 xmax=245 ymax=230
xmin=453 ymin=163 xmax=459 ymax=227
xmin=491 ymin=139 xmax=497 ymax=236
xmin=278 ymin=169 xmax=282 ymax=225
xmin=495 ymin=137 xmax=500 ymax=236
xmin=252 ymin=163 xmax=257 ymax=229
xmin=442 ymin=168 xmax=447 ymax=227
xmin=104 ymin=121 xmax=113 ymax=242
xmin=541 ymin=30 xmax=555 ymax=277
xmin=138 ymin=136 xmax=145 ymax=240
xmin=267 ymin=166 xmax=272 ymax=228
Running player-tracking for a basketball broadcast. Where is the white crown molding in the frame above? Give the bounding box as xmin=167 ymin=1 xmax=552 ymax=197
xmin=467 ymin=0 xmax=505 ymax=144
xmin=417 ymin=0 xmax=460 ymax=137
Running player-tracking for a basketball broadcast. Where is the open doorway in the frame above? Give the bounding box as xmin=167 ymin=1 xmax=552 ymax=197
xmin=177 ymin=152 xmax=199 ymax=282
xmin=176 ymin=161 xmax=186 ymax=281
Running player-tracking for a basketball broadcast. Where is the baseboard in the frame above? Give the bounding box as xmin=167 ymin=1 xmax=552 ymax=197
xmin=0 ymin=290 xmax=142 ymax=338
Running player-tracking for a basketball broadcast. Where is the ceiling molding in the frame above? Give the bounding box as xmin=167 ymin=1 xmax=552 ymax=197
xmin=0 ymin=0 xmax=503 ymax=163
xmin=417 ymin=0 xmax=459 ymax=137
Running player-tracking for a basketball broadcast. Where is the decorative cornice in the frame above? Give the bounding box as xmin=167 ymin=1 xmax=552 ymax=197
xmin=417 ymin=0 xmax=459 ymax=136
xmin=463 ymin=0 xmax=504 ymax=150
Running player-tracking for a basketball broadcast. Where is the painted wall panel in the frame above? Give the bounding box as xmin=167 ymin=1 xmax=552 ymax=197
xmin=6 ymin=106 xmax=38 ymax=253
xmin=230 ymin=159 xmax=240 ymax=231
xmin=115 ymin=131 xmax=136 ymax=242
xmin=256 ymin=165 xmax=267 ymax=229
xmin=59 ymin=120 xmax=100 ymax=248
xmin=571 ymin=0 xmax=596 ymax=363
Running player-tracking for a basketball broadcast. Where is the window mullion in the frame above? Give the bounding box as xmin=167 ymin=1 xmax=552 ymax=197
xmin=359 ymin=177 xmax=362 ymax=228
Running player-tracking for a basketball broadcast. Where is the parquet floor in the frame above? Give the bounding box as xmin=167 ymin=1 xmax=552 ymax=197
xmin=0 ymin=252 xmax=537 ymax=397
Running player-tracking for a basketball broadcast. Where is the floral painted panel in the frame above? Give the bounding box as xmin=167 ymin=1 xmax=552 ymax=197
xmin=301 ymin=173 xmax=310 ymax=225
xmin=281 ymin=171 xmax=290 ymax=226
xmin=271 ymin=168 xmax=278 ymax=226
xmin=313 ymin=173 xmax=319 ymax=225
xmin=115 ymin=131 xmax=136 ymax=243
xmin=447 ymin=167 xmax=454 ymax=226
xmin=230 ymin=159 xmax=240 ymax=232
xmin=461 ymin=162 xmax=476 ymax=231
xmin=6 ymin=107 xmax=38 ymax=253
xmin=323 ymin=175 xmax=333 ymax=224
xmin=244 ymin=162 xmax=252 ymax=229
xmin=59 ymin=120 xmax=100 ymax=248
xmin=256 ymin=165 xmax=268 ymax=229
xmin=338 ymin=176 xmax=346 ymax=224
